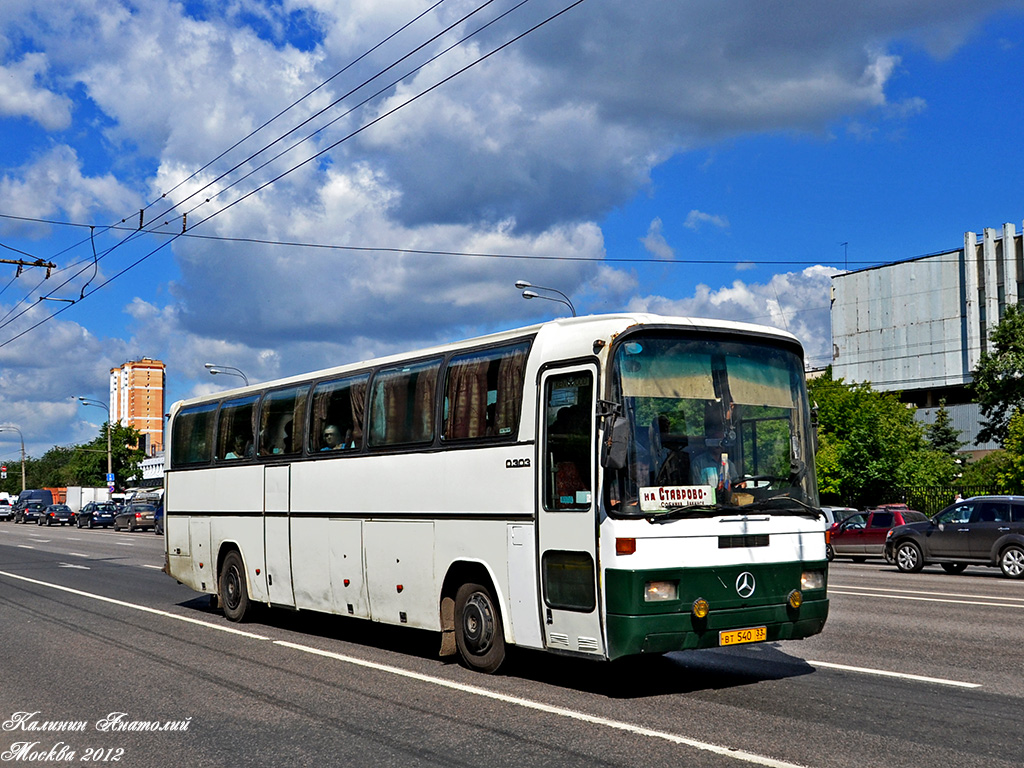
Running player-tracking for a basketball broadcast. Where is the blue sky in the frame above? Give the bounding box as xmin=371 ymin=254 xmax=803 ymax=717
xmin=2 ymin=0 xmax=1024 ymax=459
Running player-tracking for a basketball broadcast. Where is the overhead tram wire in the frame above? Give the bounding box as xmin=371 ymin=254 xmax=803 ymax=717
xmin=0 ymin=0 xmax=592 ymax=349
xmin=153 ymin=0 xmax=528 ymax=233
xmin=0 ymin=1 xmax=461 ymax=316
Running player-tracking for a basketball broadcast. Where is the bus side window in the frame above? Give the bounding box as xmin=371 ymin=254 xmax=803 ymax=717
xmin=171 ymin=403 xmax=217 ymax=467
xmin=543 ymin=373 xmax=594 ymax=510
xmin=309 ymin=374 xmax=368 ymax=452
xmin=216 ymin=395 xmax=258 ymax=460
xmin=258 ymin=385 xmax=309 ymax=457
xmin=442 ymin=341 xmax=529 ymax=441
xmin=369 ymin=359 xmax=441 ymax=447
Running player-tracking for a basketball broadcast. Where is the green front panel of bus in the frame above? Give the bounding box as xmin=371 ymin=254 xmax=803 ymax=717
xmin=604 ymin=562 xmax=829 ymax=660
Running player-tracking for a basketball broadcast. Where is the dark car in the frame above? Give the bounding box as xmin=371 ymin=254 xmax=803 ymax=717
xmin=827 ymin=504 xmax=928 ymax=562
xmin=14 ymin=501 xmax=46 ymax=524
xmin=885 ymin=495 xmax=1024 ymax=578
xmin=39 ymin=503 xmax=74 ymax=526
xmin=113 ymin=503 xmax=157 ymax=532
xmin=153 ymin=504 xmax=164 ymax=535
xmin=76 ymin=501 xmax=118 ymax=529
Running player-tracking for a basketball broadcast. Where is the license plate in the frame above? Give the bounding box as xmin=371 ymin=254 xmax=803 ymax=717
xmin=719 ymin=626 xmax=767 ymax=646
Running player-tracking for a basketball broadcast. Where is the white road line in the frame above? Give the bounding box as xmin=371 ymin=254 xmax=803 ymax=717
xmin=141 ymin=564 xmax=163 ymax=570
xmin=116 ymin=542 xmax=134 ymax=546
xmin=0 ymin=569 xmax=269 ymax=640
xmin=806 ymin=660 xmax=979 ymax=688
xmin=0 ymin=567 xmax=807 ymax=768
xmin=828 ymin=588 xmax=1024 ymax=609
xmin=16 ymin=545 xmax=34 ymax=549
xmin=58 ymin=563 xmax=90 ymax=570
xmin=276 ymin=639 xmax=808 ymax=768
xmin=68 ymin=552 xmax=90 ymax=558
xmin=830 ymin=583 xmax=1024 ymax=603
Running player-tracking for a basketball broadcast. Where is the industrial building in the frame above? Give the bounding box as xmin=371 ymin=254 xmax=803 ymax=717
xmin=830 ymin=222 xmax=1023 ymax=455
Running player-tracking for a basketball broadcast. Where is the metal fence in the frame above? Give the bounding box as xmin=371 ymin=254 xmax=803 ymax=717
xmin=899 ymin=485 xmax=1005 ymax=517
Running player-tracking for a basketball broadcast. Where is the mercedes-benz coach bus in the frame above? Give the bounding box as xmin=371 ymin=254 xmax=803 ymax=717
xmin=164 ymin=314 xmax=828 ymax=672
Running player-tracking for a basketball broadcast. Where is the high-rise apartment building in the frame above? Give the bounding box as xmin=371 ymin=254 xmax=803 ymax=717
xmin=109 ymin=358 xmax=166 ymax=456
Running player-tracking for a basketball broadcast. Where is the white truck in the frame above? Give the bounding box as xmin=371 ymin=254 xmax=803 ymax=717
xmin=65 ymin=486 xmax=110 ymax=514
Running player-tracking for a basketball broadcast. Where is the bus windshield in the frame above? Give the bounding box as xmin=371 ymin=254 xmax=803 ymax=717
xmin=603 ymin=331 xmax=818 ymax=518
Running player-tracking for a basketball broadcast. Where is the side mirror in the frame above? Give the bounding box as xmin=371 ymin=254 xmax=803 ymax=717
xmin=600 ymin=413 xmax=629 ymax=470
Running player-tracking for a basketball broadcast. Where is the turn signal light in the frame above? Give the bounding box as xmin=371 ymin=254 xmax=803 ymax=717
xmin=788 ymin=589 xmax=803 ymax=609
xmin=692 ymin=598 xmax=710 ymax=619
xmin=616 ymin=538 xmax=637 ymax=556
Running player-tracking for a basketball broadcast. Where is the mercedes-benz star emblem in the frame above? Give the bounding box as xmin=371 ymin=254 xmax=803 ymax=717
xmin=735 ymin=572 xmax=756 ymax=598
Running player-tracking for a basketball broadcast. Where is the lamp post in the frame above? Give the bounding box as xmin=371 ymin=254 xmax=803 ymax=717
xmin=0 ymin=425 xmax=26 ymax=492
xmin=514 ymin=280 xmax=576 ymax=317
xmin=78 ymin=397 xmax=112 ymax=498
xmin=204 ymin=362 xmax=249 ymax=386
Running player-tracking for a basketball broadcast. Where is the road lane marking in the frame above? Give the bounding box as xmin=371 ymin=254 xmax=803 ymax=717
xmin=830 ymin=584 xmax=1024 ymax=603
xmin=58 ymin=563 xmax=90 ymax=570
xmin=141 ymin=564 xmax=163 ymax=570
xmin=0 ymin=569 xmax=269 ymax=640
xmin=275 ymin=639 xmax=808 ymax=768
xmin=16 ymin=545 xmax=34 ymax=549
xmin=69 ymin=552 xmax=89 ymax=558
xmin=0 ymin=567 xmax=806 ymax=768
xmin=828 ymin=588 xmax=1024 ymax=609
xmin=806 ymin=660 xmax=979 ymax=688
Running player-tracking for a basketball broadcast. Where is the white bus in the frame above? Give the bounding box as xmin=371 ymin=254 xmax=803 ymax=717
xmin=164 ymin=314 xmax=828 ymax=672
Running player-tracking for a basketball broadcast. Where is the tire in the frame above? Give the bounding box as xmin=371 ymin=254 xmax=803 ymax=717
xmin=219 ymin=550 xmax=251 ymax=622
xmin=895 ymin=541 xmax=924 ymax=573
xmin=128 ymin=520 xmax=135 ymax=532
xmin=940 ymin=563 xmax=967 ymax=575
xmin=825 ymin=543 xmax=834 ymax=562
xmin=454 ymin=581 xmax=506 ymax=673
xmin=999 ymin=545 xmax=1024 ymax=579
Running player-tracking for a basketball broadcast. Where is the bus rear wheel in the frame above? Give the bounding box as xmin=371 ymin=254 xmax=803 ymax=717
xmin=219 ymin=550 xmax=251 ymax=622
xmin=454 ymin=582 xmax=505 ymax=674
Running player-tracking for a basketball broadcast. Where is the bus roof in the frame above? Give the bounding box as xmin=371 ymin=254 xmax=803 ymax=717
xmin=170 ymin=312 xmax=801 ymax=413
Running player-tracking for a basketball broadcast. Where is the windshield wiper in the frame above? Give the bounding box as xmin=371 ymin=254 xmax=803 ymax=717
xmin=737 ymin=496 xmax=821 ymax=517
xmin=646 ymin=504 xmax=744 ymax=522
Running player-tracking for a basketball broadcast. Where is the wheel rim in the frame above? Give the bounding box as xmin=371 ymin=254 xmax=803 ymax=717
xmin=897 ymin=545 xmax=918 ymax=570
xmin=1002 ymin=548 xmax=1024 ymax=577
xmin=223 ymin=564 xmax=242 ymax=611
xmin=461 ymin=593 xmax=495 ymax=656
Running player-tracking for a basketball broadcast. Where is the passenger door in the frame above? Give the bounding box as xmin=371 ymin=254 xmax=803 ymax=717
xmin=862 ymin=511 xmax=893 ymax=556
xmin=536 ymin=365 xmax=604 ymax=657
xmin=926 ymin=502 xmax=974 ymax=559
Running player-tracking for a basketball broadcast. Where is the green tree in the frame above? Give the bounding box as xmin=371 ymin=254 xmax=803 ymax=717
xmin=997 ymin=411 xmax=1024 ymax=494
xmin=64 ymin=422 xmax=147 ymax=489
xmin=959 ymin=450 xmax=1011 ymax=488
xmin=970 ymin=303 xmax=1024 ymax=446
xmin=926 ymin=400 xmax=964 ymax=455
xmin=809 ymin=369 xmax=961 ymax=507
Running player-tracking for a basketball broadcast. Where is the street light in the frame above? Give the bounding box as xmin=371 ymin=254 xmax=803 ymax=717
xmin=78 ymin=397 xmax=112 ymax=499
xmin=514 ymin=280 xmax=576 ymax=317
xmin=204 ymin=362 xmax=249 ymax=386
xmin=0 ymin=425 xmax=26 ymax=492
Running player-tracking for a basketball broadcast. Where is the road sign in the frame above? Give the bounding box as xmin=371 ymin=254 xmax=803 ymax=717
xmin=106 ymin=473 xmax=115 ymax=483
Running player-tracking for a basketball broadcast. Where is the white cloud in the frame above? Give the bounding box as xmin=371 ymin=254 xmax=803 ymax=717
xmin=0 ymin=52 xmax=72 ymax=130
xmin=626 ymin=266 xmax=841 ymax=367
xmin=640 ymin=218 xmax=675 ymax=260
xmin=684 ymin=210 xmax=730 ymax=232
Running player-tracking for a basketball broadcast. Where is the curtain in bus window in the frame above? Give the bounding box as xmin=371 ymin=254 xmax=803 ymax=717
xmin=619 ymin=352 xmax=714 ymax=400
xmin=372 ymin=360 xmax=439 ymax=446
xmin=349 ymin=378 xmax=366 ymax=445
xmin=412 ymin=365 xmax=437 ymax=441
xmin=495 ymin=345 xmax=527 ymax=436
xmin=446 ymin=359 xmax=489 ymax=439
xmin=725 ymin=356 xmax=794 ymax=408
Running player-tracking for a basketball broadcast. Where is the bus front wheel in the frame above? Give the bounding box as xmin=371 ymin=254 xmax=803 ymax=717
xmin=454 ymin=582 xmax=505 ymax=674
xmin=219 ymin=550 xmax=251 ymax=622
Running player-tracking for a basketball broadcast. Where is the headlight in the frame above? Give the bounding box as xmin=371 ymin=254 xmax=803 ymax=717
xmin=644 ymin=581 xmax=678 ymax=602
xmin=801 ymin=570 xmax=825 ymax=590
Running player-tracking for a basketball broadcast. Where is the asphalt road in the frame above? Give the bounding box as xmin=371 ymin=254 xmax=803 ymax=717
xmin=1 ymin=522 xmax=1022 ymax=768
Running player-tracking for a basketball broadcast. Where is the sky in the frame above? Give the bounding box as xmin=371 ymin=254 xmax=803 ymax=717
xmin=2 ymin=0 xmax=1024 ymax=460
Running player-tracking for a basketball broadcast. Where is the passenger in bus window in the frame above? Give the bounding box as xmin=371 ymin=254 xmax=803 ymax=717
xmin=225 ymin=434 xmax=247 ymax=459
xmin=322 ymin=425 xmax=345 ymax=450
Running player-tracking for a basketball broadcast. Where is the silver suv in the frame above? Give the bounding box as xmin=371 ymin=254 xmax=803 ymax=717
xmin=884 ymin=496 xmax=1024 ymax=578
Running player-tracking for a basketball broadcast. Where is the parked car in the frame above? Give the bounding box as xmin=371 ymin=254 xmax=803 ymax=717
xmin=827 ymin=504 xmax=928 ymax=562
xmin=820 ymin=506 xmax=858 ymax=527
xmin=885 ymin=495 xmax=1024 ymax=578
xmin=76 ymin=501 xmax=118 ymax=529
xmin=0 ymin=498 xmax=12 ymax=521
xmin=113 ymin=503 xmax=157 ymax=532
xmin=14 ymin=501 xmax=46 ymax=524
xmin=39 ymin=503 xmax=74 ymax=526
